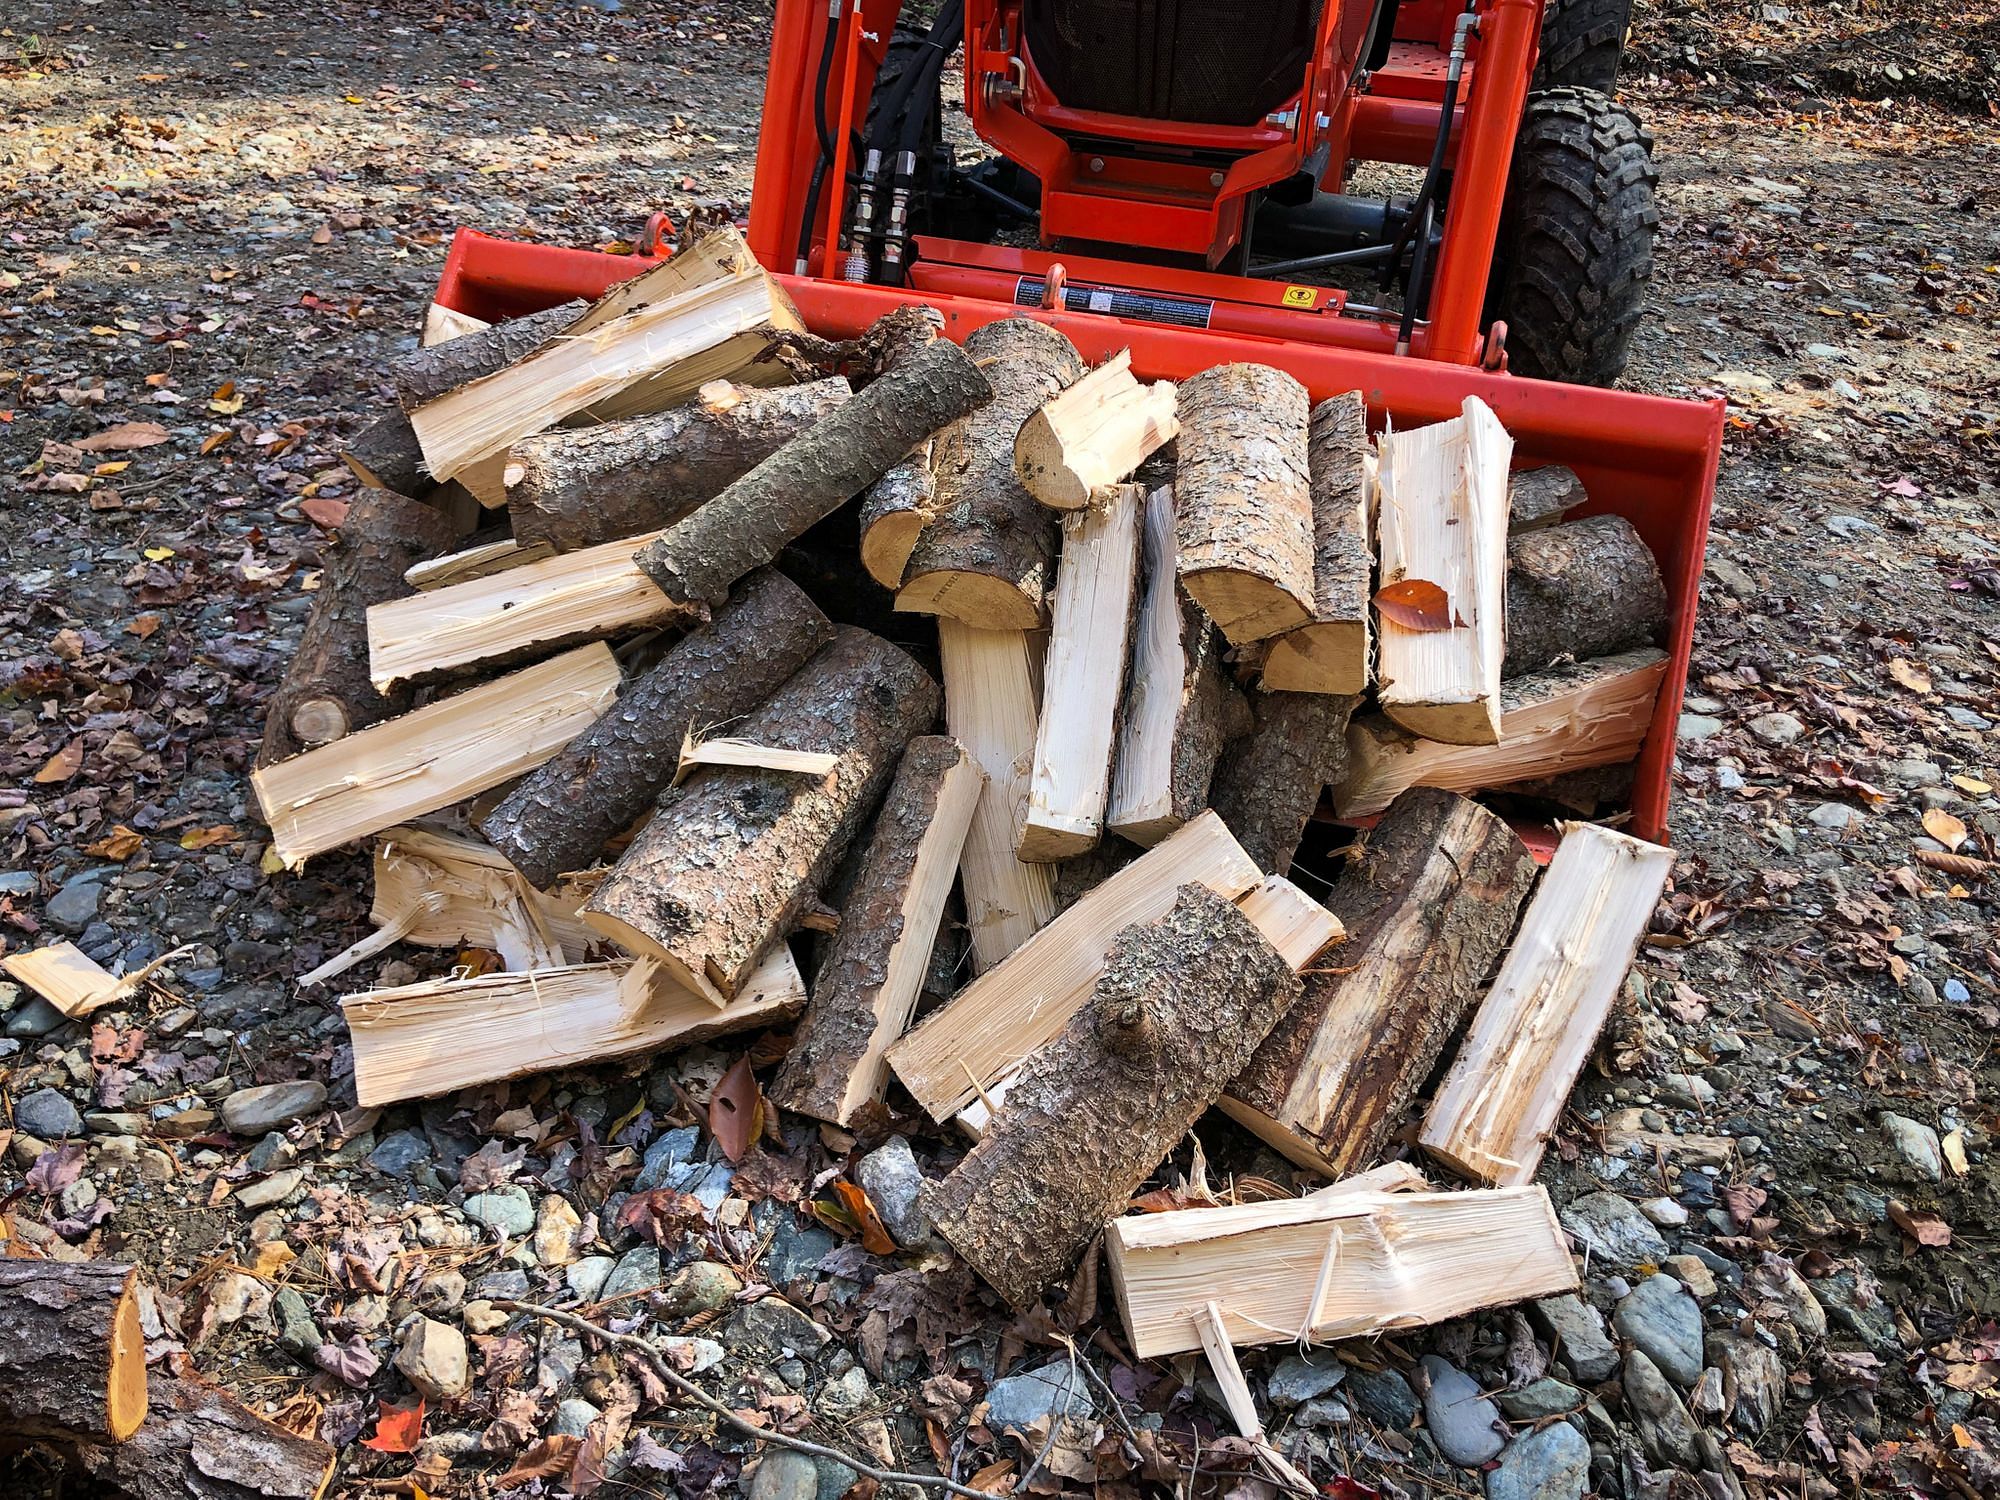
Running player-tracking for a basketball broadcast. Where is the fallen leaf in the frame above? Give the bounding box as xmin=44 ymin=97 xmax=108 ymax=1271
xmin=143 ymin=546 xmax=176 ymax=562
xmin=1923 ymin=808 xmax=1969 ymax=852
xmin=831 ymin=1179 xmax=898 ymax=1256
xmin=33 ymin=740 xmax=83 ymax=783
xmin=710 ymin=1054 xmax=762 ymax=1164
xmin=84 ymin=825 xmax=146 ymax=860
xmin=93 ymin=460 xmax=131 ymax=476
xmin=27 ymin=1141 xmax=87 ymax=1194
xmin=1887 ymin=1200 xmax=1951 ymax=1249
xmin=1886 ymin=658 xmax=1932 ymax=694
xmin=179 ymin=825 xmax=237 ymax=850
xmin=199 ymin=431 xmax=233 ymax=455
xmin=362 ymin=1397 xmax=425 ymax=1453
xmin=1943 ymin=1129 xmax=1970 ymax=1176
xmin=1914 ymin=849 xmax=1992 ymax=880
xmin=496 ymin=1435 xmax=582 ymax=1487
xmin=128 ymin=614 xmax=162 ymax=639
xmin=1373 ymin=578 xmax=1459 ymax=632
xmin=299 ymin=497 xmax=350 ymax=529
xmin=73 ymin=420 xmax=171 ymax=451
xmin=1951 ymin=774 xmax=1993 ymax=796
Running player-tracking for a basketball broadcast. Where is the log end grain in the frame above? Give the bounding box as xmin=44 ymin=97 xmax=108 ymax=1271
xmin=1180 ymin=568 xmax=1313 ymax=644
xmin=1259 ymin=620 xmax=1371 ymax=695
xmin=896 ymin=569 xmax=1047 ymax=631
xmin=1379 ymin=696 xmax=1503 ymax=747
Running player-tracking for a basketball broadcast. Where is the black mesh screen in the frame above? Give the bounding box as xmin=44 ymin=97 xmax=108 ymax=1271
xmin=1023 ymin=0 xmax=1322 ymax=127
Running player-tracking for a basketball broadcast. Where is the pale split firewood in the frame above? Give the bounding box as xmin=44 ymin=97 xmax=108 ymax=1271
xmin=1105 ymin=486 xmax=1245 ymax=846
xmin=252 ymin=643 xmax=623 ymax=869
xmin=1509 ymin=463 xmax=1585 ymax=532
xmin=344 ymin=948 xmax=805 ymax=1107
xmin=507 ymin=376 xmax=852 ymax=552
xmin=1332 ymin=647 xmax=1668 ymax=818
xmin=1013 ymin=348 xmax=1179 ymax=511
xmin=1304 ymin=1159 xmax=1434 ymax=1201
xmin=858 ymin=437 xmax=936 ymax=590
xmin=4 ymin=942 xmax=124 ymax=1019
xmin=479 ymin=569 xmax=834 ymax=888
xmin=453 ymin=450 xmax=513 ymax=511
xmin=921 ymin=884 xmax=1301 ymax=1307
xmin=582 ymin=627 xmax=940 ymax=1003
xmin=1375 ymin=395 xmax=1512 ymax=744
xmin=936 ymin=619 xmax=1057 ymax=973
xmin=391 ymin=298 xmax=588 ymax=410
xmin=346 ymin=823 xmax=591 ymax=969
xmin=1235 ymin=873 xmax=1345 ymax=970
xmin=885 ymin=810 xmax=1261 ymax=1122
xmin=403 ymin=536 xmax=556 ymax=591
xmin=1221 ymin=788 xmax=1537 ymax=1177
xmin=422 ymin=301 xmax=489 ymax=347
xmin=898 ymin=319 xmax=1085 ymax=630
xmin=1207 ymin=687 xmax=1362 ymax=875
xmin=1193 ymin=1301 xmax=1318 ymax=1495
xmin=1020 ymin=481 xmax=1144 ymax=862
xmin=1259 ymin=390 xmax=1373 ymax=694
xmin=1421 ymin=820 xmax=1675 ymax=1185
xmin=770 ymin=737 xmax=983 ymax=1126
xmin=0 ymin=1260 xmax=148 ymax=1444
xmin=1501 ymin=514 xmax=1667 ymax=678
xmin=1103 ymin=1183 xmax=1577 ymax=1358
xmin=1173 ymin=363 xmax=1316 ymax=644
xmin=675 ymin=735 xmax=841 ymax=787
xmin=633 ymin=335 xmax=992 ymax=608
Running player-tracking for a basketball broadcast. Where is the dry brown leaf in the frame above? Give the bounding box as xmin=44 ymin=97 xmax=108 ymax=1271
xmin=710 ymin=1054 xmax=762 ymax=1164
xmin=1915 ymin=849 xmax=1992 ymax=880
xmin=1887 ymin=1200 xmax=1951 ymax=1249
xmin=74 ymin=420 xmax=171 ymax=452
xmin=1373 ymin=578 xmax=1459 ymax=632
xmin=84 ymin=825 xmax=145 ymax=860
xmin=496 ymin=1435 xmax=580 ymax=1487
xmin=33 ymin=740 xmax=83 ymax=783
xmin=1886 ymin=657 xmax=1933 ymax=694
xmin=1923 ymin=808 xmax=1969 ymax=851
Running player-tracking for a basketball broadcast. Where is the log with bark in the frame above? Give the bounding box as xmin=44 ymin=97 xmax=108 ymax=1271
xmin=857 ymin=437 xmax=935 ymax=590
xmin=769 ymin=736 xmax=983 ymax=1126
xmin=1012 ymin=348 xmax=1178 ymax=510
xmin=1220 ymin=788 xmax=1537 ymax=1176
xmin=341 ymin=412 xmax=430 ymax=496
xmin=921 ymin=883 xmax=1300 ymax=1307
xmin=506 ymin=376 xmax=852 ymax=551
xmin=581 ymin=627 xmax=940 ymax=1003
xmin=1508 ymin=463 xmax=1585 ymax=531
xmin=388 ymin=298 xmax=587 ymax=410
xmin=0 ymin=1260 xmax=148 ymax=1445
xmin=1206 ymin=687 xmax=1362 ymax=876
xmin=257 ymin=487 xmax=460 ymax=766
xmin=1501 ymin=514 xmax=1667 ymax=678
xmin=1258 ymin=390 xmax=1373 ymax=694
xmin=480 ymin=570 xmax=835 ymax=887
xmin=1173 ymin=363 xmax=1317 ymax=644
xmin=897 ymin=319 xmax=1085 ymax=629
xmin=632 ymin=334 xmax=991 ymax=608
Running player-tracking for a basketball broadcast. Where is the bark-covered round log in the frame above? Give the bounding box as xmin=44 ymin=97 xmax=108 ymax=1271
xmin=1501 ymin=513 xmax=1667 ymax=678
xmin=69 ymin=1368 xmax=337 ymax=1500
xmin=0 ymin=1260 xmax=148 ymax=1444
xmin=1207 ymin=688 xmax=1361 ymax=875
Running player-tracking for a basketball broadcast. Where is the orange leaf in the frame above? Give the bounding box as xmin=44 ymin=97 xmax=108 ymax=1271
xmin=1923 ymin=808 xmax=1969 ymax=852
xmin=199 ymin=430 xmax=233 ymax=455
xmin=127 ymin=614 xmax=162 ymax=639
xmin=300 ymin=497 xmax=350 ymax=530
xmin=1887 ymin=657 xmax=1933 ymax=695
xmin=85 ymin=825 xmax=145 ymax=860
xmin=496 ymin=1435 xmax=581 ymax=1488
xmin=709 ymin=1054 xmax=763 ymax=1164
xmin=1373 ymin=578 xmax=1459 ymax=632
xmin=33 ymin=740 xmax=83 ymax=784
xmin=831 ymin=1178 xmax=898 ymax=1256
xmin=179 ymin=824 xmax=237 ymax=850
xmin=1888 ymin=1200 xmax=1951 ymax=1249
xmin=362 ymin=1397 xmax=425 ymax=1454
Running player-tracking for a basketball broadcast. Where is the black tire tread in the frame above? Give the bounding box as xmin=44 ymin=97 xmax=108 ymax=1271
xmin=1533 ymin=0 xmax=1632 ymax=94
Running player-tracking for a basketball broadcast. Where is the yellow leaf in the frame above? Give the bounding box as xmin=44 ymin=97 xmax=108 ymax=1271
xmin=179 ymin=824 xmax=237 ymax=850
xmin=209 ymin=395 xmax=245 ymax=415
xmin=84 ymin=824 xmax=145 ymax=860
xmin=1923 ymin=808 xmax=1969 ymax=852
xmin=344 ymin=94 xmax=365 ymax=103
xmin=143 ymin=546 xmax=176 ymax=561
xmin=248 ymin=1240 xmax=297 ymax=1278
xmin=89 ymin=324 xmax=120 ymax=336
xmin=93 ymin=460 xmax=130 ymax=476
xmin=260 ymin=845 xmax=287 ymax=876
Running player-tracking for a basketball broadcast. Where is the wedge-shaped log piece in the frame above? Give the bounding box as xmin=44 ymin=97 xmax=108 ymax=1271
xmin=1020 ymin=482 xmax=1144 ymax=861
xmin=922 ymin=884 xmax=1300 ymax=1308
xmin=1333 ymin=648 xmax=1668 ymax=818
xmin=1105 ymin=1184 xmax=1577 ymax=1357
xmin=1222 ymin=788 xmax=1536 ymax=1177
xmin=1501 ymin=514 xmax=1667 ymax=679
xmin=771 ymin=737 xmax=983 ymax=1125
xmin=479 ymin=569 xmax=834 ymax=888
xmin=253 ymin=643 xmax=622 ymax=869
xmin=404 ymin=537 xmax=555 ymax=591
xmin=0 ymin=1261 xmax=148 ymax=1444
xmin=1174 ymin=364 xmax=1316 ymax=644
xmin=1235 ymin=873 xmax=1345 ymax=970
xmin=858 ymin=437 xmax=936 ymax=590
xmin=1106 ymin=487 xmax=1245 ymax=847
xmin=937 ymin=619 xmax=1056 ymax=972
xmin=1375 ymin=394 xmax=1512 ymax=744
xmin=1422 ymin=820 xmax=1675 ymax=1185
xmin=422 ymin=301 xmax=489 ymax=347
xmin=1509 ymin=463 xmax=1585 ymax=532
xmin=3 ymin=942 xmax=126 ymax=1020
xmin=1013 ymin=349 xmax=1179 ymax=511
xmin=344 ymin=949 xmax=804 ymax=1107
xmin=582 ymin=627 xmax=940 ymax=1004
xmin=886 ymin=810 xmax=1261 ymax=1121
xmin=1207 ymin=688 xmax=1361 ymax=875
xmin=1260 ymin=391 xmax=1373 ymax=694
xmin=371 ymin=824 xmax=593 ymax=961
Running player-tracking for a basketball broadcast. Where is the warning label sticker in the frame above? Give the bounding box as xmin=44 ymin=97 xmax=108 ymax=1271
xmin=1281 ymin=285 xmax=1317 ymax=308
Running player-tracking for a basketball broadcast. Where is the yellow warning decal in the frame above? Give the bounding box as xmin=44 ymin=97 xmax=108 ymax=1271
xmin=1280 ymin=285 xmax=1317 ymax=308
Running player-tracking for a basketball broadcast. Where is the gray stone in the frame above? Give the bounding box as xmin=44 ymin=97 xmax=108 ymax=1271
xmin=1638 ymin=1196 xmax=1689 ymax=1229
xmin=749 ymin=1450 xmax=821 ymax=1500
xmin=659 ymin=1259 xmax=743 ymax=1319
xmin=566 ymin=1256 xmax=615 ymax=1303
xmin=1708 ymin=1329 xmax=1784 ymax=1435
xmin=5 ymin=996 xmax=70 ymax=1039
xmin=599 ymin=1247 xmax=665 ymax=1302
xmin=1747 ymin=711 xmax=1805 ymax=747
xmin=1613 ymin=1275 xmax=1705 ymax=1387
xmin=1807 ymin=801 xmax=1861 ymax=832
xmin=1296 ymin=1395 xmax=1351 ymax=1428
xmin=1662 ymin=1254 xmax=1718 ymax=1300
xmin=416 ymin=1269 xmax=467 ymax=1314
xmin=1532 ymin=1295 xmax=1621 ymax=1383
xmin=463 ymin=1184 xmax=535 ymax=1238
xmin=811 ymin=1456 xmax=861 ymax=1500
xmin=817 ymin=1364 xmax=873 ymax=1419
xmin=274 ymin=1287 xmax=323 ymax=1363
xmin=220 ymin=1080 xmax=327 ymax=1135
xmin=1495 ymin=1377 xmax=1582 ymax=1421
xmin=855 ymin=1135 xmax=929 ymax=1247
xmin=1880 ymin=1113 xmax=1943 ymax=1182
xmin=1677 ymin=713 xmax=1725 ymax=742
xmin=369 ymin=1129 xmax=431 ymax=1178
xmin=1823 ymin=514 xmax=1879 ymax=538
xmin=1344 ymin=1366 xmax=1419 ymax=1428
xmin=631 ymin=1125 xmax=700 ymax=1192
xmin=1812 ymin=1268 xmax=1902 ymax=1356
xmin=1486 ymin=1419 xmax=1590 ymax=1500
xmin=1623 ymin=1350 xmax=1699 ymax=1466
xmin=657 ymin=1335 xmax=725 ymax=1374
xmin=235 ymin=1167 xmax=306 ymax=1210
xmin=16 ymin=1087 xmax=81 ymax=1139
xmin=550 ymin=1398 xmax=601 ymax=1438
xmin=1420 ymin=1355 xmax=1504 ymax=1467
xmin=1268 ymin=1352 xmax=1347 ymax=1407
xmin=984 ymin=1360 xmax=1095 ymax=1430
xmin=45 ymin=876 xmax=103 ymax=934
xmin=474 ymin=1269 xmax=530 ymax=1302
xmin=764 ymin=1215 xmax=835 ymax=1286
xmin=395 ymin=1316 xmax=471 ymax=1402
xmin=720 ymin=1298 xmax=832 ymax=1359
xmin=1560 ymin=1191 xmax=1669 ymax=1268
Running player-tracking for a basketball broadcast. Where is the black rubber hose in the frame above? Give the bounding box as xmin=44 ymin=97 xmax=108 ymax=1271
xmin=1380 ymin=9 xmax=1473 ymax=293
xmin=895 ymin=0 xmax=962 ymax=158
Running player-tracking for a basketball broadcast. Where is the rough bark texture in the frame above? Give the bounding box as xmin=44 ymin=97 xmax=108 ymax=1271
xmin=390 ymin=298 xmax=587 ymax=409
xmin=1509 ymin=463 xmax=1585 ymax=531
xmin=632 ymin=335 xmax=991 ymax=608
xmin=257 ymin=487 xmax=460 ymax=767
xmin=479 ymin=569 xmax=834 ymax=888
xmin=508 ymin=377 xmax=852 ymax=551
xmin=1207 ymin=689 xmax=1362 ymax=875
xmin=921 ymin=884 xmax=1299 ymax=1308
xmin=858 ymin=437 xmax=936 ymax=589
xmin=1173 ymin=364 xmax=1316 ymax=643
xmin=583 ymin=626 xmax=941 ymax=997
xmin=66 ymin=1365 xmax=337 ymax=1500
xmin=0 ymin=1261 xmax=146 ymax=1444
xmin=1305 ymin=390 xmax=1372 ymax=629
xmin=341 ymin=411 xmax=430 ymax=495
xmin=1224 ymin=788 xmax=1537 ymax=1176
xmin=1501 ymin=514 xmax=1667 ymax=678
xmin=898 ymin=319 xmax=1085 ymax=629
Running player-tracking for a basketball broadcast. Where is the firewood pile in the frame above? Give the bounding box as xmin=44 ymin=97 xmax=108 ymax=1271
xmin=5 ymin=224 xmax=1683 ymax=1477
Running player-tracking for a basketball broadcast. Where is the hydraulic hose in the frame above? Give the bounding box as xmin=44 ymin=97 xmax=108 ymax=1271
xmin=796 ymin=1 xmax=844 ymax=272
xmin=1391 ymin=5 xmax=1477 ymax=353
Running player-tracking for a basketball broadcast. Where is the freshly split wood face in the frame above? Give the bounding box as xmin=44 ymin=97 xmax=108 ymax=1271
xmin=1013 ymin=348 xmax=1179 ymax=510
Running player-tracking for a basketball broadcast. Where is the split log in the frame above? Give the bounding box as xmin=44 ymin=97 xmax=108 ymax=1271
xmin=0 ymin=1260 xmax=148 ymax=1444
xmin=1259 ymin=391 xmax=1373 ymax=694
xmin=422 ymin=301 xmax=489 ymax=347
xmin=341 ymin=412 xmax=430 ymax=496
xmin=252 ymin=643 xmax=622 ymax=869
xmin=345 ymin=949 xmax=805 ymax=1106
xmin=857 ymin=438 xmax=936 ymax=590
xmin=3 ymin=942 xmax=128 ymax=1020
xmin=258 ymin=487 xmax=460 ymax=766
xmin=770 ymin=737 xmax=983 ymax=1125
xmin=480 ymin=570 xmax=834 ymax=887
xmin=921 ymin=884 xmax=1300 ymax=1307
xmin=1012 ymin=348 xmax=1178 ymax=510
xmin=403 ymin=536 xmax=554 ymax=590
xmin=1509 ymin=463 xmax=1585 ymax=531
xmin=367 ymin=823 xmax=593 ymax=962
xmin=389 ymin=298 xmax=587 ymax=410
xmin=886 ymin=811 xmax=1261 ymax=1121
xmin=937 ymin=619 xmax=1057 ymax=972
xmin=1105 ymin=487 xmax=1246 ymax=846
xmin=507 ymin=377 xmax=852 ymax=552
xmin=1173 ymin=364 xmax=1316 ymax=644
xmin=1235 ymin=874 xmax=1346 ymax=970
xmin=581 ymin=627 xmax=940 ymax=1002
xmin=1020 ymin=482 xmax=1144 ymax=861
xmin=1375 ymin=394 xmax=1512 ymax=744
xmin=1421 ymin=821 xmax=1674 ymax=1185
xmin=1501 ymin=514 xmax=1667 ymax=678
xmin=898 ymin=319 xmax=1085 ymax=629
xmin=1332 ymin=647 xmax=1668 ymax=818
xmin=1104 ymin=1184 xmax=1576 ymax=1358
xmin=1220 ymin=788 xmax=1537 ymax=1177
xmin=1206 ymin=688 xmax=1362 ymax=875
xmin=633 ymin=336 xmax=991 ymax=608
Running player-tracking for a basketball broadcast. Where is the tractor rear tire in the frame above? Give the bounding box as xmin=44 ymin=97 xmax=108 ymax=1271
xmin=1490 ymin=87 xmax=1658 ymax=388
xmin=1532 ymin=0 xmax=1632 ymax=95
